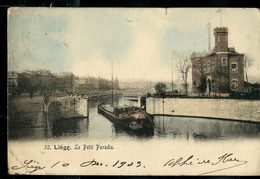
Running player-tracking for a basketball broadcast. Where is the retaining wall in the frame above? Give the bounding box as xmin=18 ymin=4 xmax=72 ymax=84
xmin=146 ymin=97 xmax=260 ymax=122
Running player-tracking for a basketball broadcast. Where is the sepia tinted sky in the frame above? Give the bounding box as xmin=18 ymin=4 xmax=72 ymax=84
xmin=8 ymin=8 xmax=260 ymax=83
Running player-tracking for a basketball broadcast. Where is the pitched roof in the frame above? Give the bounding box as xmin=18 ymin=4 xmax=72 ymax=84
xmin=228 ymin=47 xmax=244 ymax=55
xmin=191 ymin=47 xmax=243 ymax=59
xmin=191 ymin=48 xmax=216 ymax=59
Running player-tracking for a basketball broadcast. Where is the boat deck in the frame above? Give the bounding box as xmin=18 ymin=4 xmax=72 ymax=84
xmin=101 ymin=104 xmax=115 ymax=113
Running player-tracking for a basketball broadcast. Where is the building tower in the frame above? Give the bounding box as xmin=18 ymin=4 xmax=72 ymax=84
xmin=190 ymin=26 xmax=244 ymax=95
xmin=213 ymin=27 xmax=228 ymax=52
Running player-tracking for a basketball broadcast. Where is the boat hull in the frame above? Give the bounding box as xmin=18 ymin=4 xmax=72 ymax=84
xmin=98 ymin=104 xmax=154 ymax=131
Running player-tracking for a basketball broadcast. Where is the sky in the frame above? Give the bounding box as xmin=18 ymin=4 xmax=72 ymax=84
xmin=8 ymin=8 xmax=260 ymax=83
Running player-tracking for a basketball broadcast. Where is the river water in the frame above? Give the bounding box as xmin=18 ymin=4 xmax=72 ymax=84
xmin=9 ymin=96 xmax=260 ymax=141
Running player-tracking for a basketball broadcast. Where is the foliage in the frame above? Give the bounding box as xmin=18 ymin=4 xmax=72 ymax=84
xmin=170 ymin=83 xmax=177 ymax=91
xmin=17 ymin=75 xmax=32 ymax=92
xmin=154 ymin=82 xmax=167 ymax=96
xmin=230 ymin=83 xmax=260 ymax=99
xmin=181 ymin=83 xmax=189 ymax=91
xmin=40 ymin=82 xmax=67 ymax=95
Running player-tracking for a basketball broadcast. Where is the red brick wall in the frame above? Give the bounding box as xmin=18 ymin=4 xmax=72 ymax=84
xmin=214 ymin=27 xmax=228 ymax=52
xmin=191 ymin=53 xmax=244 ymax=93
xmin=190 ymin=27 xmax=244 ymax=94
xmin=229 ymin=55 xmax=244 ymax=91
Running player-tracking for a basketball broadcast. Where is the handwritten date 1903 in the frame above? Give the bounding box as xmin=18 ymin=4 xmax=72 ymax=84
xmin=112 ymin=160 xmax=144 ymax=168
xmin=11 ymin=159 xmax=145 ymax=174
xmin=80 ymin=159 xmax=144 ymax=168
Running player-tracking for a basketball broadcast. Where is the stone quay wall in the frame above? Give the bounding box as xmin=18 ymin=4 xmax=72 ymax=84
xmin=146 ymin=97 xmax=260 ymax=123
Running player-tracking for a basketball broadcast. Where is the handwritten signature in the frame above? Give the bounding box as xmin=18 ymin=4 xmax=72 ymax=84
xmin=163 ymin=153 xmax=248 ymax=175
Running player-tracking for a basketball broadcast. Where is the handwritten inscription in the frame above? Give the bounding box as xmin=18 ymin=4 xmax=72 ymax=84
xmin=163 ymin=153 xmax=248 ymax=175
xmin=11 ymin=160 xmax=46 ymax=174
xmin=11 ymin=159 xmax=144 ymax=174
xmin=11 ymin=153 xmax=247 ymax=174
xmin=80 ymin=159 xmax=144 ymax=168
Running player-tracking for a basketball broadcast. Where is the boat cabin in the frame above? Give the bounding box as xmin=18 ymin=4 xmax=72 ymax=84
xmin=114 ymin=106 xmax=141 ymax=118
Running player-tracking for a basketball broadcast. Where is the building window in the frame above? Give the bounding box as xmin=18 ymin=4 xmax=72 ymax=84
xmin=212 ymin=79 xmax=215 ymax=89
xmin=203 ymin=64 xmax=206 ymax=72
xmin=231 ymin=62 xmax=238 ymax=72
xmin=231 ymin=79 xmax=238 ymax=90
xmin=207 ymin=61 xmax=211 ymax=73
xmin=212 ymin=62 xmax=215 ymax=71
xmin=196 ymin=63 xmax=201 ymax=69
xmin=218 ymin=35 xmax=220 ymax=42
xmin=221 ymin=57 xmax=227 ymax=66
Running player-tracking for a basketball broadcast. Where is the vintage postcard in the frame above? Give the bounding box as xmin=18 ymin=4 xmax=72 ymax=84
xmin=7 ymin=8 xmax=260 ymax=175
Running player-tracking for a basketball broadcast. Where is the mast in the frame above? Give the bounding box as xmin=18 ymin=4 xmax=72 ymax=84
xmin=111 ymin=59 xmax=113 ymax=105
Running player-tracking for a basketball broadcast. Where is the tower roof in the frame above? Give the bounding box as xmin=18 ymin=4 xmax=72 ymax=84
xmin=214 ymin=27 xmax=228 ymax=34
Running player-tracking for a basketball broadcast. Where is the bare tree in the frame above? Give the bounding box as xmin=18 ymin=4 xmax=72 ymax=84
xmin=176 ymin=56 xmax=191 ymax=95
xmin=244 ymin=54 xmax=254 ymax=93
xmin=193 ymin=59 xmax=207 ymax=95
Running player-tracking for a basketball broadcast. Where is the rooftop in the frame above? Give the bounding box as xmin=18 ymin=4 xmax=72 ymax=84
xmin=191 ymin=47 xmax=243 ymax=59
xmin=214 ymin=27 xmax=229 ymax=34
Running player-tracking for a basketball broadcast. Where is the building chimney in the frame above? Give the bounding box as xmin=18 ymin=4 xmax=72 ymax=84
xmin=207 ymin=22 xmax=211 ymax=51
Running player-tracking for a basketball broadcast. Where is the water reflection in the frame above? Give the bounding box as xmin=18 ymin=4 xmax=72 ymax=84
xmin=50 ymin=96 xmax=260 ymax=141
xmin=154 ymin=116 xmax=260 ymax=141
xmin=113 ymin=124 xmax=154 ymax=138
xmin=8 ymin=95 xmax=260 ymax=141
xmin=52 ymin=118 xmax=89 ymax=138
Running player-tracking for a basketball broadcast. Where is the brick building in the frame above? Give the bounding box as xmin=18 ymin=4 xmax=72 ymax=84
xmin=190 ymin=27 xmax=244 ymax=95
xmin=58 ymin=72 xmax=79 ymax=94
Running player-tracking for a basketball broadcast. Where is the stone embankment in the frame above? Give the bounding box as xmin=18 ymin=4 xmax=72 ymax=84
xmin=146 ymin=98 xmax=260 ymax=123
